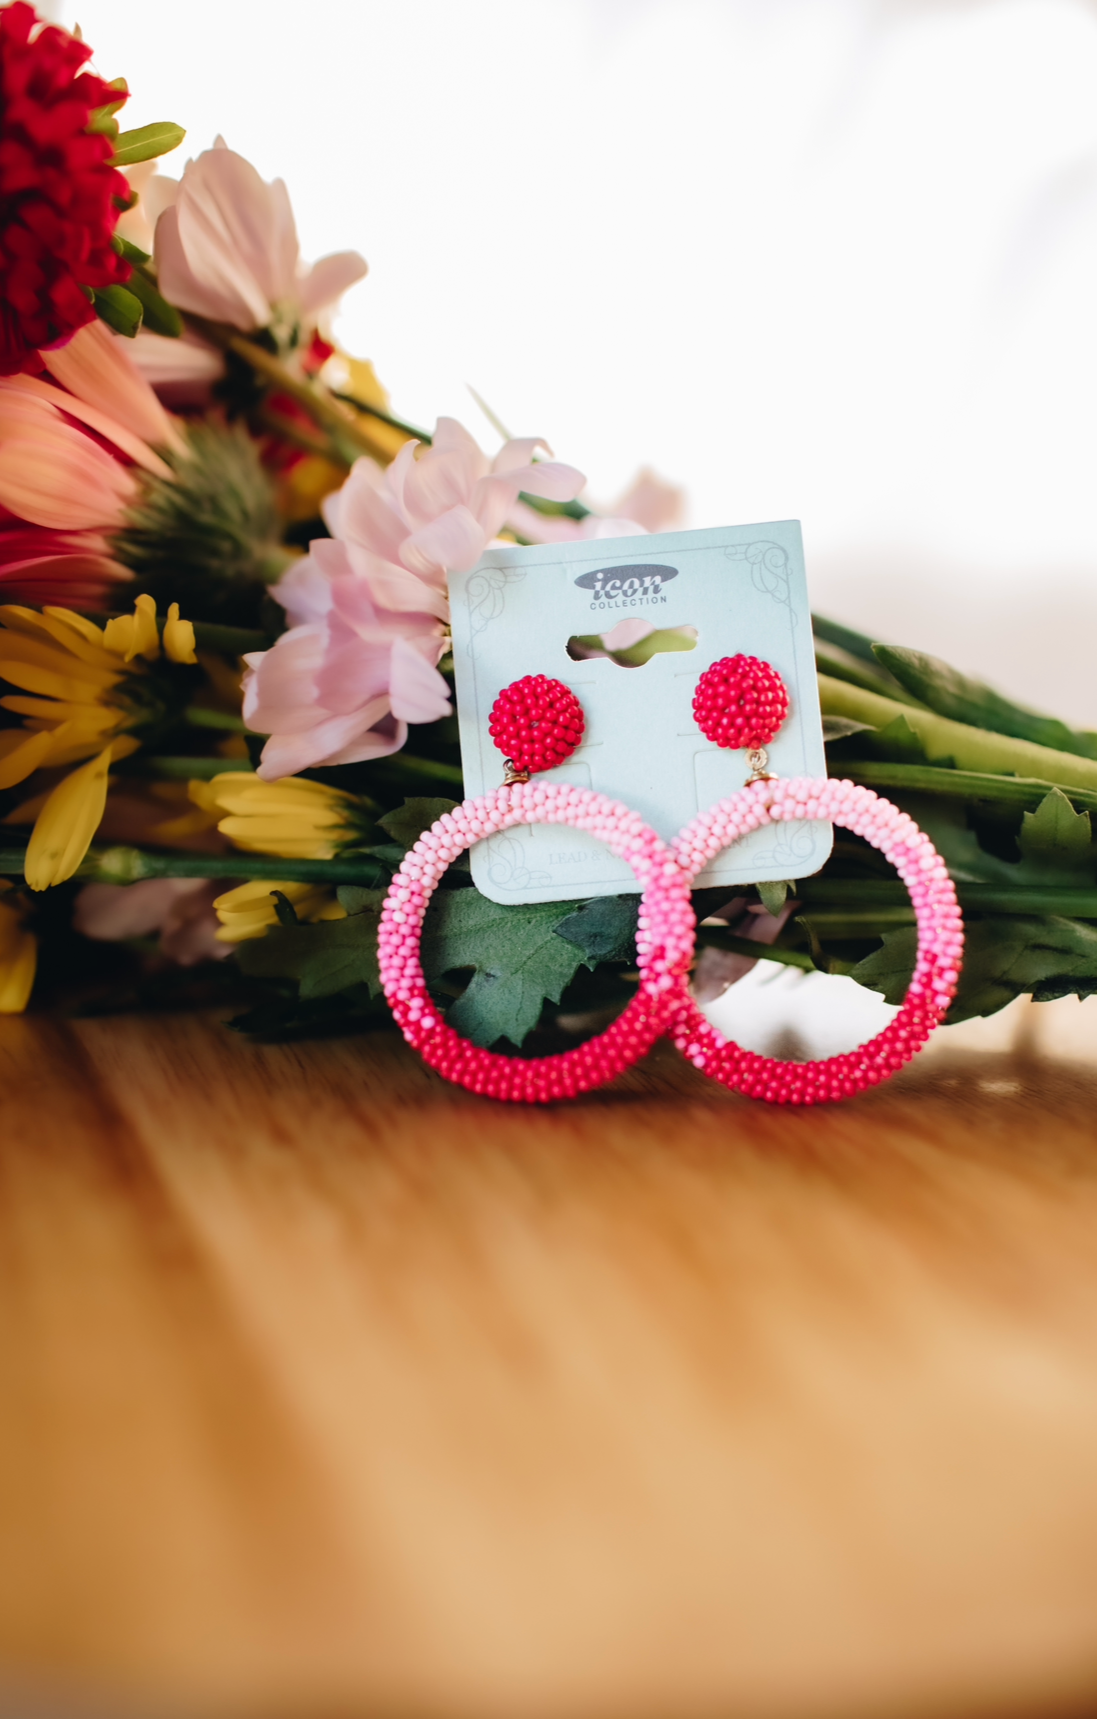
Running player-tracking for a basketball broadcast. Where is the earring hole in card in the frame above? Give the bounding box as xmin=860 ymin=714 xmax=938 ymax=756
xmin=566 ymin=619 xmax=697 ymax=669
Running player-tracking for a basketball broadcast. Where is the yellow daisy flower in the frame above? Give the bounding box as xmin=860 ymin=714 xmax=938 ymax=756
xmin=187 ymin=771 xmax=369 ymax=859
xmin=0 ymin=594 xmax=197 ymax=890
xmin=212 ymin=878 xmax=347 ymax=943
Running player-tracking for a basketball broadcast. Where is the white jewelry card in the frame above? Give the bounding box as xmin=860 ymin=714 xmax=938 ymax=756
xmin=448 ymin=521 xmax=832 ymax=904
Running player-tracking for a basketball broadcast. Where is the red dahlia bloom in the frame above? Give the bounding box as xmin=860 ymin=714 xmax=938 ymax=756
xmin=0 ymin=2 xmax=130 ymax=376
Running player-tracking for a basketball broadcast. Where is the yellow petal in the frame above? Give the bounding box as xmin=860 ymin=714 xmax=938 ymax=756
xmin=0 ymin=659 xmax=118 ymax=704
xmin=23 ymin=747 xmax=112 ymax=891
xmin=0 ymin=726 xmax=57 ymax=790
xmin=163 ymin=602 xmax=197 ymax=665
xmin=1 ymin=605 xmax=118 ymax=672
xmin=212 ymin=878 xmax=346 ymax=941
xmin=104 ymin=594 xmax=160 ymax=663
xmin=0 ymin=902 xmax=35 ymax=1012
xmin=0 ymin=631 xmax=120 ymax=690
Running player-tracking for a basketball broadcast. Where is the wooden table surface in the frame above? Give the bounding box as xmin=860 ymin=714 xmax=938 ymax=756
xmin=3 ymin=1005 xmax=1097 ymax=1719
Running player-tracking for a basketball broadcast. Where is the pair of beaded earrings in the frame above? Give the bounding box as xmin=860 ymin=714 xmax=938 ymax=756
xmin=377 ymin=655 xmax=963 ymax=1106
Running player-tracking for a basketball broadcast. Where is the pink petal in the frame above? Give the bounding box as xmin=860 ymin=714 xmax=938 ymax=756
xmin=601 ymin=617 xmax=656 ymax=651
xmin=270 ymin=551 xmax=338 ymax=626
xmin=399 ymin=505 xmax=486 ymax=576
xmin=242 ymin=626 xmax=326 ymax=733
xmin=298 ymin=251 xmax=368 ymax=319
xmin=502 ymin=459 xmax=586 ymax=503
xmin=490 ymin=436 xmax=550 ymax=474
xmin=256 ymin=702 xmax=393 ymax=779
xmin=0 ymin=432 xmax=135 ymax=531
xmin=323 ymin=717 xmax=407 ymax=767
xmin=388 ymin=635 xmax=452 ymax=724
xmin=131 ymin=329 xmax=224 ymax=395
xmin=402 ymin=447 xmax=479 ymax=528
xmin=343 ymin=547 xmax=450 ymax=621
xmin=316 ymin=620 xmax=391 ymax=715
xmin=42 ymin=320 xmax=184 ymax=456
xmin=332 ymin=458 xmax=409 ymax=562
xmin=156 ymin=149 xmax=278 ymax=328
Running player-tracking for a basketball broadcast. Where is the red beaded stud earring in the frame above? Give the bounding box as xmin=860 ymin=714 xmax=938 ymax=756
xmin=378 ymin=673 xmax=696 ymax=1103
xmin=671 ymin=655 xmax=964 ymax=1103
xmin=693 ymin=653 xmax=791 ymax=783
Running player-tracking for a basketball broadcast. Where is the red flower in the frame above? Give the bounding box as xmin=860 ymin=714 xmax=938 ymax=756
xmin=0 ymin=3 xmax=131 ymax=376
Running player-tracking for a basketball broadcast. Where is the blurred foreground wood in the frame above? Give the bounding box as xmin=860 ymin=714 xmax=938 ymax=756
xmin=2 ymin=1009 xmax=1097 ymax=1718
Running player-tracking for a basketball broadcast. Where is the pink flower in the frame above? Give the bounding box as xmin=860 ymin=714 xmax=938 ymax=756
xmin=0 ymin=319 xmax=182 ymax=604
xmin=322 ymin=417 xmax=586 ymax=620
xmin=242 ymin=539 xmax=451 ymax=780
xmin=243 ymin=418 xmax=585 ymax=778
xmin=74 ymin=877 xmax=228 ymax=966
xmin=153 ymin=140 xmax=367 ymax=335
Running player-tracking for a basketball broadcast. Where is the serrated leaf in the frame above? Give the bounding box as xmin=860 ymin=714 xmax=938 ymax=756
xmin=849 ymin=925 xmax=918 ymax=1006
xmin=92 ymin=284 xmax=143 ymax=338
xmin=378 ymin=797 xmax=458 ymax=849
xmin=822 ymin=715 xmax=875 ymax=741
xmin=125 ymin=269 xmax=183 ymax=337
xmin=336 ymin=884 xmax=383 ymax=915
xmin=880 ymin=714 xmax=942 ymax=763
xmin=1018 ymin=789 xmax=1094 ymax=872
xmin=874 ymin=645 xmax=1097 ymax=761
xmin=421 ymin=889 xmax=586 ymax=1048
xmin=554 ymin=895 xmax=638 ymax=967
xmin=852 ymin=915 xmax=1097 ymax=1023
xmin=237 ymin=897 xmax=384 ymax=999
xmin=110 ymin=121 xmax=186 ymax=166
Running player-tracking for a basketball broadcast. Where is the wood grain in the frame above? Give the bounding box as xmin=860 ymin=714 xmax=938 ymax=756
xmin=2 ymin=1008 xmax=1097 ymax=1717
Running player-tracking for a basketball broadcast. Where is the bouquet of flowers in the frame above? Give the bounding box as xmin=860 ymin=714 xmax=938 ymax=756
xmin=2 ymin=1 xmax=1096 ymax=1057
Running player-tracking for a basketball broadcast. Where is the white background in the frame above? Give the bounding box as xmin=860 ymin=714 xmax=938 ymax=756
xmin=54 ymin=0 xmax=1097 ymax=725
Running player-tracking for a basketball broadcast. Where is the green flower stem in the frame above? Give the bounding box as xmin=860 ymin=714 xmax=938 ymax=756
xmin=224 ymin=335 xmax=379 ymax=461
xmin=695 ymin=928 xmax=815 ymax=970
xmin=191 ymin=621 xmax=271 ymax=654
xmin=798 ymin=878 xmax=1097 ymax=917
xmin=366 ymin=754 xmax=465 ymax=790
xmin=77 ymin=848 xmax=388 ymax=886
xmin=844 ymin=761 xmax=1097 ymax=815
xmin=121 ymin=757 xmax=255 ymax=780
xmin=818 ymin=674 xmax=1097 ymax=792
xmin=183 ymin=706 xmax=249 ymax=733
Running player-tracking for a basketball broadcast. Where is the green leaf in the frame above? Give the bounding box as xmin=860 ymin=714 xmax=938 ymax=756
xmin=125 ymin=269 xmax=183 ymax=338
xmin=848 ymin=925 xmax=918 ymax=1007
xmin=92 ymin=284 xmax=143 ymax=338
xmin=378 ymin=797 xmax=458 ymax=849
xmin=849 ymin=914 xmax=1097 ymax=1022
xmin=421 ymin=890 xmax=587 ymax=1048
xmin=110 ymin=121 xmax=186 ymax=166
xmin=822 ymin=715 xmax=875 ymax=742
xmin=868 ymin=713 xmax=937 ymax=765
xmin=554 ymin=895 xmax=638 ymax=967
xmin=1018 ymin=789 xmax=1094 ymax=871
xmin=874 ymin=645 xmax=1097 ymax=761
xmin=237 ymin=895 xmax=385 ymax=999
xmin=756 ymin=879 xmax=791 ymax=917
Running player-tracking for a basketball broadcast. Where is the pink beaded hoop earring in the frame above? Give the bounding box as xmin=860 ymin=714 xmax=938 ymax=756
xmin=378 ymin=674 xmax=696 ymax=1102
xmin=672 ymin=658 xmax=963 ymax=1104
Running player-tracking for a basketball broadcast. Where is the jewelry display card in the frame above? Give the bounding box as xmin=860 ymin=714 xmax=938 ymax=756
xmin=448 ymin=521 xmax=832 ymax=904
